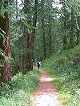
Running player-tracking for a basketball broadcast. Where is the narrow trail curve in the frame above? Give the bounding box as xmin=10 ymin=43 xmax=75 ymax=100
xmin=32 ymin=70 xmax=62 ymax=106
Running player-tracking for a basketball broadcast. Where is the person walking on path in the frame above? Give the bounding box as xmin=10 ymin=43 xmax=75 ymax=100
xmin=37 ymin=61 xmax=41 ymax=70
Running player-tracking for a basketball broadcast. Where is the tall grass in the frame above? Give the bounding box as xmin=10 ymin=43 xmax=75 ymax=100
xmin=0 ymin=70 xmax=39 ymax=106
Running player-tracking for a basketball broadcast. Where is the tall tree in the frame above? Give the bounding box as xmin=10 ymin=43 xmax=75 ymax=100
xmin=32 ymin=0 xmax=38 ymax=60
xmin=69 ymin=7 xmax=75 ymax=48
xmin=60 ymin=0 xmax=68 ymax=49
xmin=47 ymin=0 xmax=53 ymax=55
xmin=41 ymin=0 xmax=47 ymax=59
xmin=75 ymin=15 xmax=80 ymax=45
xmin=0 ymin=0 xmax=12 ymax=81
xmin=22 ymin=0 xmax=38 ymax=72
xmin=16 ymin=0 xmax=18 ymax=20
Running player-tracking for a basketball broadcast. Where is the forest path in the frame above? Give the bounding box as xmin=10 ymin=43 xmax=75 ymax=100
xmin=32 ymin=69 xmax=62 ymax=106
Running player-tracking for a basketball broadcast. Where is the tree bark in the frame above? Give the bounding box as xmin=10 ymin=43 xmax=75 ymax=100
xmin=16 ymin=0 xmax=18 ymax=20
xmin=22 ymin=0 xmax=38 ymax=73
xmin=41 ymin=0 xmax=47 ymax=59
xmin=48 ymin=0 xmax=52 ymax=55
xmin=42 ymin=19 xmax=46 ymax=59
xmin=3 ymin=12 xmax=12 ymax=82
xmin=61 ymin=0 xmax=68 ymax=49
xmin=0 ymin=12 xmax=12 ymax=82
xmin=69 ymin=7 xmax=75 ymax=48
xmin=32 ymin=0 xmax=38 ymax=60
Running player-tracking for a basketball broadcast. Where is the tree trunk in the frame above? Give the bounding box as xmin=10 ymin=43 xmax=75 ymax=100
xmin=22 ymin=0 xmax=38 ymax=73
xmin=76 ymin=29 xmax=80 ymax=45
xmin=61 ymin=0 xmax=68 ymax=49
xmin=16 ymin=0 xmax=18 ymax=20
xmin=75 ymin=16 xmax=80 ymax=45
xmin=48 ymin=0 xmax=52 ymax=55
xmin=32 ymin=0 xmax=38 ymax=59
xmin=42 ymin=19 xmax=46 ymax=59
xmin=0 ymin=12 xmax=12 ymax=82
xmin=69 ymin=7 xmax=75 ymax=48
xmin=3 ymin=12 xmax=12 ymax=82
xmin=22 ymin=0 xmax=33 ymax=72
xmin=26 ymin=32 xmax=33 ymax=72
xmin=41 ymin=0 xmax=47 ymax=59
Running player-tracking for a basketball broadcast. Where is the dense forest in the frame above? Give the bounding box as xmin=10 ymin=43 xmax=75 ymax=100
xmin=0 ymin=0 xmax=80 ymax=106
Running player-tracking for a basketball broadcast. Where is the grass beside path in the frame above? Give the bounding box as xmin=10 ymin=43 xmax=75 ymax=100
xmin=43 ymin=66 xmax=80 ymax=106
xmin=43 ymin=46 xmax=80 ymax=106
xmin=0 ymin=70 xmax=40 ymax=106
xmin=45 ymin=69 xmax=72 ymax=106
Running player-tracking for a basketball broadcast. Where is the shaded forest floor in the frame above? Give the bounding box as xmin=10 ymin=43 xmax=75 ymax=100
xmin=32 ymin=70 xmax=62 ymax=106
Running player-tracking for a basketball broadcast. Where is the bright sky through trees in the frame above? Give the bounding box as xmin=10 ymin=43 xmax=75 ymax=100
xmin=53 ymin=0 xmax=62 ymax=9
xmin=17 ymin=0 xmax=62 ymax=9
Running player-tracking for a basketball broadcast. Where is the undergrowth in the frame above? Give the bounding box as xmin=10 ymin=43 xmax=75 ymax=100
xmin=0 ymin=70 xmax=39 ymax=106
xmin=43 ymin=45 xmax=80 ymax=106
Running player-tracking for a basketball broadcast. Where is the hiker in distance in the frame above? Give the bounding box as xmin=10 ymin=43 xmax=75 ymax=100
xmin=37 ymin=61 xmax=41 ymax=70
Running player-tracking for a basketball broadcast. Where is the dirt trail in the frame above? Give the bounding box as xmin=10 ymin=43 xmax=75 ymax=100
xmin=32 ymin=70 xmax=62 ymax=106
